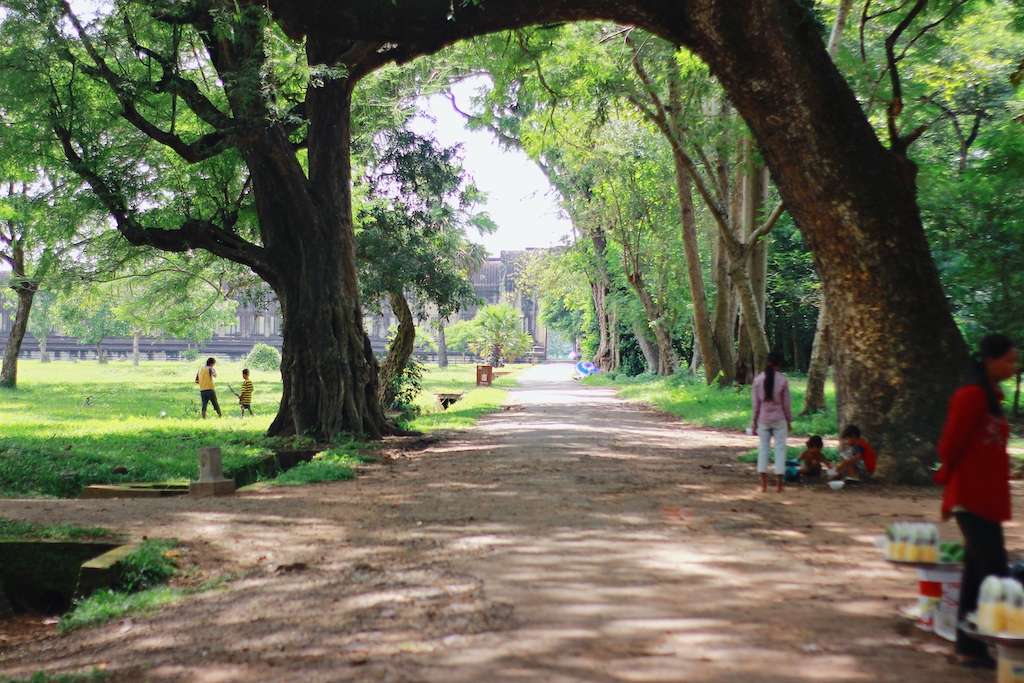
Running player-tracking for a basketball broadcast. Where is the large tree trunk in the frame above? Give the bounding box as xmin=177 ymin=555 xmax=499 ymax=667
xmin=95 ymin=341 xmax=107 ymax=364
xmin=0 ymin=288 xmax=33 ymax=389
xmin=179 ymin=0 xmax=968 ymax=474
xmin=38 ymin=335 xmax=49 ymax=363
xmin=378 ymin=291 xmax=416 ymax=408
xmin=680 ymin=3 xmax=968 ymax=481
xmin=436 ymin=319 xmax=448 ymax=368
xmin=261 ymin=64 xmax=387 ymax=440
xmin=632 ymin=321 xmax=659 ymax=375
xmin=132 ymin=331 xmax=141 ymax=367
xmin=802 ymin=298 xmax=830 ymax=415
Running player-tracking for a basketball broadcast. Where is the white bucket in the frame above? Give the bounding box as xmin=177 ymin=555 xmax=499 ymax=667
xmin=925 ymin=568 xmax=961 ymax=642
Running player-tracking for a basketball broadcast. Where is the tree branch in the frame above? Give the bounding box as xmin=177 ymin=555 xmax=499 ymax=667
xmin=50 ymin=111 xmax=267 ymax=272
xmin=60 ymin=2 xmax=233 ymax=163
xmin=749 ymin=202 xmax=786 ymax=244
xmin=884 ymin=0 xmax=928 ymax=151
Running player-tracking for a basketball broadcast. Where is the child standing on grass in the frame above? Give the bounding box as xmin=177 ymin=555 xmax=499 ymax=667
xmin=799 ymin=435 xmax=828 ymax=479
xmin=834 ymin=425 xmax=877 ymax=479
xmin=751 ymin=351 xmax=792 ymax=493
xmin=239 ymin=368 xmax=254 ymax=417
xmin=195 ymin=357 xmax=222 ymax=419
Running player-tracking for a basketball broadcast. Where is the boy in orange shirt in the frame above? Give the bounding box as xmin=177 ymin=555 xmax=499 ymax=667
xmin=835 ymin=425 xmax=877 ymax=479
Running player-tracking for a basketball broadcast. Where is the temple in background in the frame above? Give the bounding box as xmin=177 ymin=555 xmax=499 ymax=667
xmin=0 ymin=250 xmax=549 ymax=363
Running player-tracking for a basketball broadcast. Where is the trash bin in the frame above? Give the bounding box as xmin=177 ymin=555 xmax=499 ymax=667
xmin=476 ymin=365 xmax=493 ymax=386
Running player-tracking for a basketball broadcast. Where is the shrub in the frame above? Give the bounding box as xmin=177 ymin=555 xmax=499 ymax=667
xmin=268 ymin=451 xmax=357 ymax=486
xmin=180 ymin=348 xmax=200 ymax=362
xmin=120 ymin=539 xmax=177 ymax=592
xmin=386 ymin=356 xmax=425 ymax=410
xmin=246 ymin=343 xmax=281 ymax=371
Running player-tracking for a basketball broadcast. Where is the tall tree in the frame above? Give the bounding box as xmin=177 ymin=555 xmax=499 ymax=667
xmin=356 ymin=129 xmax=490 ymax=407
xmin=4 ymin=0 xmax=977 ymax=476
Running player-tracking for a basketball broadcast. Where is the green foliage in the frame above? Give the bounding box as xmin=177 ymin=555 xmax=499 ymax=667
xmin=0 ymin=360 xmax=280 ymax=497
xmin=245 ymin=343 xmax=281 ymax=371
xmin=455 ymin=304 xmax=534 ymax=365
xmin=120 ymin=539 xmax=178 ymax=592
xmin=58 ymin=586 xmax=182 ymax=634
xmin=265 ymin=450 xmax=358 ymax=486
xmin=385 ymin=355 xmax=425 ymax=410
xmin=402 ymin=364 xmax=525 ymax=433
xmin=180 ymin=348 xmax=200 ymax=362
xmin=59 ymin=540 xmax=179 ymax=633
xmin=356 ymin=129 xmax=489 ymax=322
xmin=586 ymin=372 xmax=838 ymax=437
xmin=0 ymin=518 xmax=112 ymax=540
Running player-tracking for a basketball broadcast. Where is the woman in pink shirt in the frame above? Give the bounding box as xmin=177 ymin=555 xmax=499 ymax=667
xmin=751 ymin=352 xmax=793 ymax=492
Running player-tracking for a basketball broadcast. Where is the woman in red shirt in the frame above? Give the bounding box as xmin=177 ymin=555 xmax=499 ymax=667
xmin=935 ymin=334 xmax=1019 ymax=667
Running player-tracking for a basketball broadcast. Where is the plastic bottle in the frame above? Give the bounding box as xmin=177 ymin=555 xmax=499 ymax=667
xmin=1005 ymin=580 xmax=1024 ymax=636
xmin=907 ymin=525 xmax=922 ymax=562
xmin=979 ymin=576 xmax=1007 ymax=633
xmin=893 ymin=523 xmax=907 ymax=561
xmin=921 ymin=525 xmax=939 ymax=564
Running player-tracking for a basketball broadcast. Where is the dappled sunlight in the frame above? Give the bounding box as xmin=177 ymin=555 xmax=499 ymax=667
xmin=0 ymin=364 xmax=993 ymax=682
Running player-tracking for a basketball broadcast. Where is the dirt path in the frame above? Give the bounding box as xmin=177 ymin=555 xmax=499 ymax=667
xmin=1 ymin=364 xmax=1014 ymax=682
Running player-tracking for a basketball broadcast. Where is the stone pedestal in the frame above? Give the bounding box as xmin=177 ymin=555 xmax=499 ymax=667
xmin=189 ymin=446 xmax=235 ymax=497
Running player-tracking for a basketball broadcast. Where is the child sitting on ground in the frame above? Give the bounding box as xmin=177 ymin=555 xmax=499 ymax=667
xmin=834 ymin=425 xmax=877 ymax=480
xmin=799 ymin=435 xmax=828 ymax=479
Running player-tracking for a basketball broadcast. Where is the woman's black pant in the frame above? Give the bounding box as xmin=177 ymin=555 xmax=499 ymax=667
xmin=956 ymin=511 xmax=1008 ymax=657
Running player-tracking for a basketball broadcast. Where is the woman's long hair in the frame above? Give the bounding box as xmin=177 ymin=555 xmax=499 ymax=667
xmin=764 ymin=352 xmax=784 ymax=401
xmin=971 ymin=334 xmax=1016 ymax=416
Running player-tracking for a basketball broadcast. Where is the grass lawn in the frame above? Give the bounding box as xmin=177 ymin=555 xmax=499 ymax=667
xmin=0 ymin=359 xmax=521 ymax=497
xmin=403 ymin=363 xmax=525 ymax=432
xmin=0 ymin=360 xmax=279 ymax=497
xmin=584 ymin=371 xmax=839 ymax=437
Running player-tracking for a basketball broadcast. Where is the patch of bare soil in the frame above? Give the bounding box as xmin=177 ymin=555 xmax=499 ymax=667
xmin=0 ymin=364 xmax=1007 ymax=682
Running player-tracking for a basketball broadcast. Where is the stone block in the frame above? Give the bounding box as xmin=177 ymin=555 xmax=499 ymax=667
xmin=76 ymin=543 xmax=140 ymax=598
xmin=189 ymin=479 xmax=235 ymax=497
xmin=198 ymin=447 xmax=224 ymax=482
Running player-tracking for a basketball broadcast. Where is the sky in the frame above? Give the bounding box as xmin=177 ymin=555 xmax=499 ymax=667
xmin=409 ymin=79 xmax=574 ymax=257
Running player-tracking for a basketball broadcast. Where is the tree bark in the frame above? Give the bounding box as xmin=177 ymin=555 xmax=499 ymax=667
xmin=436 ymin=319 xmax=448 ymax=368
xmin=633 ymin=320 xmax=659 ymax=375
xmin=65 ymin=0 xmax=968 ymax=474
xmin=95 ymin=341 xmax=106 ymax=364
xmin=588 ymin=226 xmax=618 ymax=372
xmin=802 ymin=298 xmax=830 ymax=414
xmin=827 ymin=0 xmax=856 ymax=56
xmin=672 ymin=151 xmax=723 ymax=384
xmin=800 ymin=0 xmax=852 ymax=417
xmin=627 ymin=271 xmax=675 ymax=376
xmin=378 ymin=291 xmax=416 ymax=408
xmin=711 ymin=233 xmax=736 ymax=385
xmin=680 ymin=3 xmax=969 ymax=480
xmin=38 ymin=335 xmax=49 ymax=363
xmin=689 ymin=320 xmax=703 ymax=374
xmin=132 ymin=331 xmax=141 ymax=367
xmin=256 ymin=57 xmax=387 ymax=441
xmin=0 ymin=288 xmax=33 ymax=388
